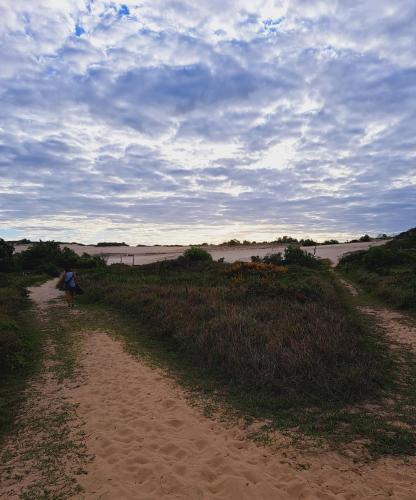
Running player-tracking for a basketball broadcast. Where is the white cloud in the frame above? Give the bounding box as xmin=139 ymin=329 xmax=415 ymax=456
xmin=0 ymin=0 xmax=415 ymax=243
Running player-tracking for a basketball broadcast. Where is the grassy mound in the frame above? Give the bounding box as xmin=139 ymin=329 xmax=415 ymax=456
xmin=80 ymin=258 xmax=391 ymax=405
xmin=337 ymin=227 xmax=416 ymax=310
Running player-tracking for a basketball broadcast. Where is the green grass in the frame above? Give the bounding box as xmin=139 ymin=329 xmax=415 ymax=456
xmin=77 ymin=259 xmax=416 ymax=457
xmin=80 ymin=260 xmax=392 ymax=403
xmin=337 ymin=227 xmax=416 ymax=311
xmin=0 ymin=273 xmax=48 ymax=441
xmin=1 ymin=301 xmax=89 ymax=499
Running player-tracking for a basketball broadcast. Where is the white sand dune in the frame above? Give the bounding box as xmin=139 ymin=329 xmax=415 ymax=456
xmin=15 ymin=240 xmax=389 ymax=266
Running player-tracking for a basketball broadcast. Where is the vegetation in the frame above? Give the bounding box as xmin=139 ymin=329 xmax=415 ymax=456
xmin=0 ymin=239 xmax=14 ymax=272
xmin=0 ymin=239 xmax=104 ymax=438
xmin=96 ymin=241 xmax=129 ymax=247
xmin=252 ymin=245 xmax=320 ymax=268
xmin=183 ymin=246 xmax=212 ymax=261
xmin=0 ymin=273 xmax=44 ymax=438
xmin=1 ymin=240 xmax=105 ymax=276
xmin=80 ymin=253 xmax=390 ymax=405
xmin=338 ymin=227 xmax=416 ymax=310
xmin=75 ymin=250 xmax=416 ymax=456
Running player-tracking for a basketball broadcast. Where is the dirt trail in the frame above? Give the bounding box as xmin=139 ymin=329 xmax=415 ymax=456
xmin=360 ymin=307 xmax=416 ymax=355
xmin=2 ymin=280 xmax=416 ymax=499
xmin=338 ymin=276 xmax=416 ymax=355
xmin=72 ymin=330 xmax=416 ymax=500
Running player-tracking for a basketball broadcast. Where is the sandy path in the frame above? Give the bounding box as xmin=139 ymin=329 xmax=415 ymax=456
xmin=339 ymin=277 xmax=416 ymax=355
xmin=360 ymin=307 xmax=416 ymax=355
xmin=72 ymin=331 xmax=416 ymax=500
xmin=27 ymin=277 xmax=61 ymax=308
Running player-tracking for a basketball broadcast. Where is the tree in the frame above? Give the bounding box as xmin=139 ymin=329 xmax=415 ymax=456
xmin=0 ymin=239 xmax=14 ymax=272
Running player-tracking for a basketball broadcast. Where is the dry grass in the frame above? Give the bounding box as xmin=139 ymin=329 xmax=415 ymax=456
xmin=81 ymin=260 xmax=391 ymax=404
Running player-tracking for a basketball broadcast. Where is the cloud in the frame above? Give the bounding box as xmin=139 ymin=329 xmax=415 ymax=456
xmin=0 ymin=0 xmax=415 ymax=243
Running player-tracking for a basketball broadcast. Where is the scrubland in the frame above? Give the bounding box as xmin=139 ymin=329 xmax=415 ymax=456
xmin=78 ymin=247 xmax=416 ymax=455
xmin=2 ymin=233 xmax=416 ymax=456
xmin=338 ymin=227 xmax=416 ymax=311
xmin=81 ymin=255 xmax=389 ymax=404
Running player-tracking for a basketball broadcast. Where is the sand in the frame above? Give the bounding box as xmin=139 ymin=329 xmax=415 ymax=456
xmin=71 ymin=330 xmax=416 ymax=500
xmin=14 ymin=240 xmax=389 ymax=266
xmin=0 ymin=280 xmax=406 ymax=499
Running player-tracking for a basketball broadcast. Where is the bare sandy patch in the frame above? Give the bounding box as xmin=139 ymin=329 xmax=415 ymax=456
xmin=360 ymin=307 xmax=416 ymax=355
xmin=72 ymin=330 xmax=416 ymax=500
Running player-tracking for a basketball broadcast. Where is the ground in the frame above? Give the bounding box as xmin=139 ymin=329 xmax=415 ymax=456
xmin=1 ymin=278 xmax=416 ymax=499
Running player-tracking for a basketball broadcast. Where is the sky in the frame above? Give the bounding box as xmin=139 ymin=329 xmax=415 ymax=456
xmin=0 ymin=0 xmax=415 ymax=245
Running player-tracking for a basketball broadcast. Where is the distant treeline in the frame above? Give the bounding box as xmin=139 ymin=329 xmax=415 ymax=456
xmin=96 ymin=242 xmax=129 ymax=247
xmin=6 ymin=233 xmax=390 ymax=249
xmin=213 ymin=233 xmax=390 ymax=247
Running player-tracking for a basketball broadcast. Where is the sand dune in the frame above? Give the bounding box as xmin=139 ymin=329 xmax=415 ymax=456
xmin=14 ymin=240 xmax=389 ymax=266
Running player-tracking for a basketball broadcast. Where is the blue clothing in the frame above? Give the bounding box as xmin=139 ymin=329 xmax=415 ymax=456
xmin=64 ymin=271 xmax=76 ymax=289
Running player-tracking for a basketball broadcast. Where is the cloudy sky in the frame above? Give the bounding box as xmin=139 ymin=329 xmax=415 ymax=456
xmin=1 ymin=1 xmax=415 ymax=244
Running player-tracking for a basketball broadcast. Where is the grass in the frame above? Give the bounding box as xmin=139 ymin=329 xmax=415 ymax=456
xmin=0 ymin=273 xmax=48 ymax=440
xmin=80 ymin=260 xmax=392 ymax=403
xmin=0 ymin=302 xmax=89 ymax=499
xmin=337 ymin=227 xmax=416 ymax=311
xmin=77 ymin=258 xmax=416 ymax=457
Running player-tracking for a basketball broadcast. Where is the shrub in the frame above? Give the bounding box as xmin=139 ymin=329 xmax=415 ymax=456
xmin=262 ymin=252 xmax=284 ymax=265
xmin=14 ymin=241 xmax=105 ymax=276
xmin=300 ymin=238 xmax=317 ymax=247
xmin=183 ymin=247 xmax=212 ymax=262
xmin=283 ymin=245 xmax=320 ymax=268
xmin=0 ymin=239 xmax=14 ymax=272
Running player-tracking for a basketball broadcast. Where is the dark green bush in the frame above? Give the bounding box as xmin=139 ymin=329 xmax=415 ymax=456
xmin=0 ymin=281 xmax=39 ymax=376
xmin=283 ymin=245 xmax=320 ymax=268
xmin=0 ymin=239 xmax=15 ymax=272
xmin=183 ymin=247 xmax=213 ymax=262
xmin=262 ymin=252 xmax=284 ymax=265
xmin=14 ymin=241 xmax=105 ymax=276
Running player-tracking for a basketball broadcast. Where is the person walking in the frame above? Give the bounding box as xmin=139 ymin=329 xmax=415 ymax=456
xmin=61 ymin=267 xmax=79 ymax=308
